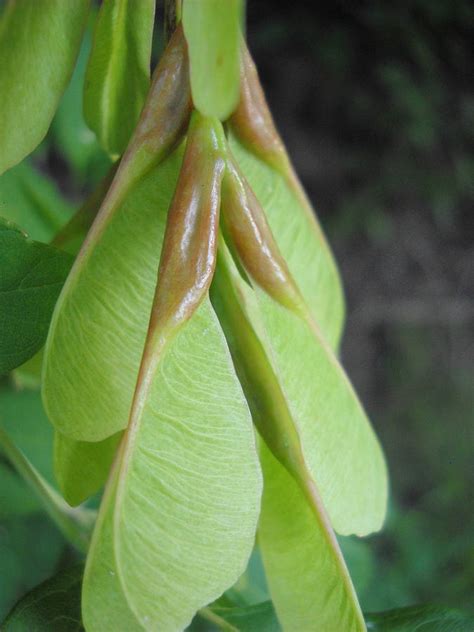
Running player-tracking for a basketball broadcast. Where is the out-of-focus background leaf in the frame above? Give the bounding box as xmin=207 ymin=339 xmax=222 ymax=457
xmin=0 ymin=220 xmax=74 ymax=373
xmin=0 ymin=514 xmax=67 ymax=622
xmin=0 ymin=163 xmax=73 ymax=242
xmin=0 ymin=380 xmax=81 ymax=621
xmin=2 ymin=565 xmax=83 ymax=631
xmin=0 ymin=0 xmax=472 ymax=623
xmin=0 ymin=387 xmax=54 ymax=516
xmin=365 ymin=605 xmax=474 ymax=631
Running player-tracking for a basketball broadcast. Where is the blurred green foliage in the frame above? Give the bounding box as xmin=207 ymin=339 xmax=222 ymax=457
xmin=0 ymin=163 xmax=72 ymax=242
xmin=248 ymin=0 xmax=474 ymax=242
xmin=339 ymin=327 xmax=474 ymax=614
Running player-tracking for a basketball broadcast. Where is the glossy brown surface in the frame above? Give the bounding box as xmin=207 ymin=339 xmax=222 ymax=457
xmin=131 ymin=23 xmax=192 ymax=160
xmin=221 ymin=157 xmax=307 ymax=319
xmin=229 ymin=42 xmax=316 ymax=219
xmin=73 ymin=24 xmax=193 ymax=265
xmin=229 ymin=42 xmax=288 ymax=174
xmin=127 ymin=112 xmax=226 ymax=440
xmin=143 ymin=113 xmax=225 ymax=371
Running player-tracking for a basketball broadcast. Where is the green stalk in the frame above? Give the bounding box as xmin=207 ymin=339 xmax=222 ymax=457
xmin=198 ymin=607 xmax=238 ymax=632
xmin=0 ymin=427 xmax=95 ymax=553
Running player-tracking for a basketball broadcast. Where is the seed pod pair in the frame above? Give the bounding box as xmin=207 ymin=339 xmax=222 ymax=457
xmin=43 ymin=23 xmax=387 ymax=632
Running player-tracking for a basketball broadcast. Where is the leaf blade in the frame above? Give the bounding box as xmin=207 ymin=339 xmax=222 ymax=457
xmin=209 ymin=601 xmax=280 ymax=632
xmin=0 ymin=161 xmax=73 ymax=242
xmin=3 ymin=565 xmax=84 ymax=631
xmin=365 ymin=605 xmax=474 ymax=631
xmin=0 ymin=219 xmax=73 ymax=374
xmin=0 ymin=386 xmax=54 ymax=517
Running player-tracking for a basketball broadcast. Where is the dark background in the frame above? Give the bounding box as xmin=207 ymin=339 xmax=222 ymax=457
xmin=244 ymin=0 xmax=474 ymax=612
xmin=0 ymin=0 xmax=473 ymax=620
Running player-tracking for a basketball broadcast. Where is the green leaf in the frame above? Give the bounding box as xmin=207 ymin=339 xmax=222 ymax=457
xmin=84 ymin=0 xmax=156 ymax=157
xmin=0 ymin=515 xmax=66 ymax=622
xmin=210 ymin=601 xmax=279 ymax=632
xmin=0 ymin=386 xmax=54 ymax=517
xmin=51 ymin=165 xmax=117 ymax=257
xmin=0 ymin=426 xmax=94 ymax=552
xmin=230 ymin=134 xmax=345 ymax=350
xmin=183 ymin=0 xmax=243 ymax=121
xmin=9 ymin=167 xmax=114 ymax=389
xmin=0 ymin=384 xmax=94 ymax=550
xmin=54 ymin=430 xmax=122 ymax=507
xmin=3 ymin=565 xmax=84 ymax=631
xmin=11 ymin=348 xmax=44 ymax=390
xmin=258 ymin=442 xmax=365 ymax=632
xmin=0 ymin=387 xmax=100 ymax=546
xmin=0 ymin=0 xmax=90 ymax=174
xmin=0 ymin=161 xmax=73 ymax=242
xmin=365 ymin=605 xmax=474 ymax=631
xmin=229 ymin=548 xmax=270 ymax=606
xmin=0 ymin=219 xmax=73 ymax=374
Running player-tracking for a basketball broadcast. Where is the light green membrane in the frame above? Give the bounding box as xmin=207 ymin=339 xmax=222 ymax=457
xmin=54 ymin=430 xmax=122 ymax=507
xmin=84 ymin=0 xmax=155 ymax=156
xmin=0 ymin=0 xmax=90 ymax=174
xmin=43 ymin=150 xmax=184 ymax=442
xmin=259 ymin=442 xmax=366 ymax=632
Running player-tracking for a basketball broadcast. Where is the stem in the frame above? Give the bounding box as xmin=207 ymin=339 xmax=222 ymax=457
xmin=198 ymin=607 xmax=238 ymax=632
xmin=0 ymin=427 xmax=95 ymax=554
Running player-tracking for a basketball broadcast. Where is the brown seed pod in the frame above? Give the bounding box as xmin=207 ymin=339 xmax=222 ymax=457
xmin=228 ymin=42 xmax=288 ymax=174
xmin=221 ymin=155 xmax=309 ymax=322
xmin=229 ymin=41 xmax=315 ymax=217
xmin=73 ymin=23 xmax=193 ymax=265
xmin=147 ymin=112 xmax=225 ymax=350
